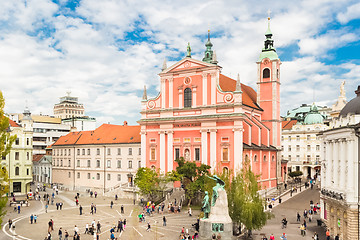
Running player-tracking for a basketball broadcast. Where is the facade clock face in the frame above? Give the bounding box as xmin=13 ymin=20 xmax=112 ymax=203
xmin=184 ymin=77 xmax=191 ymax=85
xmin=184 ymin=61 xmax=191 ymax=68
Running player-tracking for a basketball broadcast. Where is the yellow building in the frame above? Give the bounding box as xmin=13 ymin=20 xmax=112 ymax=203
xmin=1 ymin=111 xmax=33 ymax=195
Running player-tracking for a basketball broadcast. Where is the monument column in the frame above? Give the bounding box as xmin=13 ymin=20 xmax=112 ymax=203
xmin=201 ymin=129 xmax=208 ymax=165
xmin=210 ymin=129 xmax=217 ymax=170
xmin=159 ymin=131 xmax=166 ymax=173
xmin=167 ymin=131 xmax=173 ymax=172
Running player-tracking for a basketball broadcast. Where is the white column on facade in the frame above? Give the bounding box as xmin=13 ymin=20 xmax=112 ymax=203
xmin=167 ymin=131 xmax=173 ymax=172
xmin=268 ymin=151 xmax=271 ymax=187
xmin=178 ymin=89 xmax=183 ymax=109
xmin=233 ymin=128 xmax=242 ymax=174
xmin=325 ymin=141 xmax=331 ymax=189
xmin=161 ymin=78 xmax=166 ymax=109
xmin=202 ymin=73 xmax=207 ymax=106
xmin=339 ymin=139 xmax=346 ymax=190
xmin=141 ymin=131 xmax=147 ymax=168
xmin=210 ymin=72 xmax=216 ymax=105
xmin=201 ymin=130 xmax=208 ymax=165
xmin=210 ymin=129 xmax=217 ymax=171
xmin=159 ymin=131 xmax=166 ymax=173
xmin=333 ymin=140 xmax=339 ymax=188
xmin=169 ymin=78 xmax=173 ymax=108
xmin=347 ymin=139 xmax=354 ymax=196
xmin=193 ymin=86 xmax=197 ymax=107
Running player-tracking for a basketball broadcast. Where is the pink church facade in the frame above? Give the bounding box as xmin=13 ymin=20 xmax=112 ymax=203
xmin=139 ymin=20 xmax=283 ymax=189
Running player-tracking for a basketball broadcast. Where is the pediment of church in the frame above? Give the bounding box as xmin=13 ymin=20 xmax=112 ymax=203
xmin=162 ymin=57 xmax=218 ymax=74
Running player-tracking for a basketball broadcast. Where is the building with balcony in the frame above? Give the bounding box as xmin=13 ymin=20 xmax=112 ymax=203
xmin=319 ymin=85 xmax=360 ymax=240
xmin=51 ymin=122 xmax=141 ymax=192
xmin=281 ymin=104 xmax=328 ymax=179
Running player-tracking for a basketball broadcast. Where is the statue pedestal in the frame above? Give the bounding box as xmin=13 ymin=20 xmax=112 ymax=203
xmin=199 ymin=189 xmax=233 ymax=239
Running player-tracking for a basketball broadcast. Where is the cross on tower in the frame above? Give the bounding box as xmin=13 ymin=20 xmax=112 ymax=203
xmin=267 ymin=9 xmax=271 ymax=20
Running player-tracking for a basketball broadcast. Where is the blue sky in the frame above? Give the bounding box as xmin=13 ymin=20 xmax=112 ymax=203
xmin=0 ymin=0 xmax=359 ymax=125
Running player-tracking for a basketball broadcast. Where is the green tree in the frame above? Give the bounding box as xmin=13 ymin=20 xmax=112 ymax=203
xmin=175 ymin=157 xmax=211 ymax=205
xmin=0 ymin=91 xmax=16 ymax=225
xmin=134 ymin=167 xmax=160 ymax=200
xmin=227 ymin=160 xmax=272 ymax=236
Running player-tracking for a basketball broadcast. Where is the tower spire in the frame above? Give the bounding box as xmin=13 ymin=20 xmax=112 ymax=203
xmin=258 ymin=12 xmax=279 ymax=61
xmin=162 ymin=58 xmax=167 ymax=71
xmin=142 ymin=85 xmax=147 ymax=100
xmin=202 ymin=29 xmax=214 ymax=63
xmin=235 ymin=74 xmax=242 ymax=92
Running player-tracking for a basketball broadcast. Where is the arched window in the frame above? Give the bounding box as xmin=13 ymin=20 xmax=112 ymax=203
xmin=272 ymin=155 xmax=275 ymax=162
xmin=254 ymin=155 xmax=257 ymax=162
xmin=223 ymin=167 xmax=229 ymax=175
xmin=184 ymin=88 xmax=192 ymax=108
xmin=263 ymin=68 xmax=270 ymax=78
xmin=263 ymin=155 xmax=267 ymax=162
xmin=15 ymin=167 xmax=19 ymax=176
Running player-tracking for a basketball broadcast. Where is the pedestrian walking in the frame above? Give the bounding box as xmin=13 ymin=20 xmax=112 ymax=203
xmin=146 ymin=222 xmax=151 ymax=231
xmin=123 ymin=219 xmax=126 ymax=229
xmin=94 ymin=191 xmax=97 ymax=198
xmin=297 ymin=212 xmax=301 ymax=222
xmin=163 ymin=216 xmax=166 ymax=226
xmin=269 ymin=233 xmax=275 ymax=240
xmin=335 ymin=234 xmax=339 ymax=240
xmin=17 ymin=205 xmax=21 ymax=214
xmin=97 ymin=221 xmax=101 ymax=233
xmin=64 ymin=230 xmax=69 ymax=240
xmin=45 ymin=204 xmax=48 ymax=213
xmin=58 ymin=227 xmax=63 ymax=240
xmin=30 ymin=214 xmax=34 ymax=224
xmin=188 ymin=208 xmax=192 ymax=216
xmin=326 ymin=229 xmax=330 ymax=240
xmin=313 ymin=232 xmax=319 ymax=240
xmin=121 ymin=205 xmax=124 ymax=214
xmin=300 ymin=224 xmax=306 ymax=236
xmin=79 ymin=205 xmax=83 ymax=215
xmin=74 ymin=225 xmax=79 ymax=235
xmin=8 ymin=219 xmax=12 ymax=229
xmin=110 ymin=201 xmax=114 ymax=209
xmin=34 ymin=215 xmax=37 ymax=223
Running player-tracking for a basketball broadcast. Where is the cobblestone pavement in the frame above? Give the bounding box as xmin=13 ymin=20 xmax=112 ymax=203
xmin=2 ymin=188 xmax=200 ymax=240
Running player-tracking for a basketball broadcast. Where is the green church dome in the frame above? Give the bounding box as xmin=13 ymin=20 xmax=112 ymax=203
xmin=304 ymin=104 xmax=324 ymax=124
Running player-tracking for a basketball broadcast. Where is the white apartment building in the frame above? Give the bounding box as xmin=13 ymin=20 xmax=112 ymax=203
xmin=52 ymin=123 xmax=141 ymax=192
xmin=319 ymin=85 xmax=360 ymax=240
xmin=281 ymin=104 xmax=328 ymax=178
xmin=9 ymin=111 xmax=71 ymax=155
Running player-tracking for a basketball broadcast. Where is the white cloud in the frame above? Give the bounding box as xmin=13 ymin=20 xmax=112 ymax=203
xmin=0 ymin=0 xmax=359 ymax=126
xmin=337 ymin=2 xmax=360 ymax=24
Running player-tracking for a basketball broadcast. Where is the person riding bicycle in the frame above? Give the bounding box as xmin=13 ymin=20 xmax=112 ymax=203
xmin=281 ymin=217 xmax=288 ymax=228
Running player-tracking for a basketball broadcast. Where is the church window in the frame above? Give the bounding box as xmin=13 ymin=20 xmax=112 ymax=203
xmin=195 ymin=148 xmax=200 ymax=161
xmin=263 ymin=68 xmax=270 ymax=78
xmin=272 ymin=156 xmax=275 ymax=162
xmin=184 ymin=88 xmax=192 ymax=108
xmin=150 ymin=148 xmax=156 ymax=161
xmin=263 ymin=155 xmax=267 ymax=162
xmin=223 ymin=167 xmax=229 ymax=175
xmin=222 ymin=148 xmax=229 ymax=161
xmin=254 ymin=155 xmax=257 ymax=162
xmin=175 ymin=148 xmax=180 ymax=160
xmin=15 ymin=167 xmax=19 ymax=176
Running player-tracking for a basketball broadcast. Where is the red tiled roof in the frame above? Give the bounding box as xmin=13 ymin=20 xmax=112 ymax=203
xmin=282 ymin=120 xmax=297 ymax=130
xmin=9 ymin=119 xmax=21 ymax=127
xmin=219 ymin=74 xmax=261 ymax=110
xmin=53 ymin=124 xmax=141 ymax=146
xmin=33 ymin=154 xmax=45 ymax=162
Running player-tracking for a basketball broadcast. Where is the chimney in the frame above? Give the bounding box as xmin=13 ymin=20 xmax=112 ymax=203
xmin=123 ymin=121 xmax=128 ymax=126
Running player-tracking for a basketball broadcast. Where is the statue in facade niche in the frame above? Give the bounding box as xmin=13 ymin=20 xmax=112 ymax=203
xmin=340 ymin=80 xmax=346 ymax=97
xmin=207 ymin=175 xmax=225 ymax=206
xmin=202 ymin=191 xmax=210 ymax=219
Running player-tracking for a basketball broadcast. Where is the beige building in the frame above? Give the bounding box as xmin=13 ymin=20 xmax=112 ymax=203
xmin=53 ymin=92 xmax=85 ymax=119
xmin=52 ymin=122 xmax=141 ymax=193
xmin=319 ymin=85 xmax=360 ymax=240
xmin=281 ymin=104 xmax=328 ymax=178
xmin=1 ymin=114 xmax=33 ymax=195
